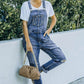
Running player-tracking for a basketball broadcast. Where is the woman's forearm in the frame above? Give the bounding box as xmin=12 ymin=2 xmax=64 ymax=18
xmin=22 ymin=20 xmax=30 ymax=44
xmin=48 ymin=14 xmax=57 ymax=32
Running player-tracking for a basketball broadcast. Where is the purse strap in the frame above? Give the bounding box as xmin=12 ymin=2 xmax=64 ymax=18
xmin=23 ymin=50 xmax=39 ymax=69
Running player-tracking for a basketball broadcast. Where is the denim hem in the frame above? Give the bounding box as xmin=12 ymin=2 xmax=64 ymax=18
xmin=40 ymin=66 xmax=48 ymax=73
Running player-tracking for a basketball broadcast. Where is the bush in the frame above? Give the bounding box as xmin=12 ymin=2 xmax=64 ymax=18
xmin=52 ymin=0 xmax=84 ymax=32
xmin=0 ymin=1 xmax=23 ymax=40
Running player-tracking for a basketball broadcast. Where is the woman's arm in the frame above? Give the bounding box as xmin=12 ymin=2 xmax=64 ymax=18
xmin=43 ymin=14 xmax=57 ymax=36
xmin=22 ymin=20 xmax=30 ymax=44
xmin=48 ymin=14 xmax=57 ymax=33
xmin=22 ymin=20 xmax=33 ymax=52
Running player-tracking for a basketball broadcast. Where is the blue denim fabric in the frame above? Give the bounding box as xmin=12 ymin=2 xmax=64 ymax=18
xmin=22 ymin=0 xmax=66 ymax=84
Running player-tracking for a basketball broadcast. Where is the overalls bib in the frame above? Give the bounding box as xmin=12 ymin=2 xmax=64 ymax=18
xmin=22 ymin=0 xmax=66 ymax=84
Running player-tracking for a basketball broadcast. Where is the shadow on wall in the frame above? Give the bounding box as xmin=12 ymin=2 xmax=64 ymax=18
xmin=69 ymin=77 xmax=84 ymax=84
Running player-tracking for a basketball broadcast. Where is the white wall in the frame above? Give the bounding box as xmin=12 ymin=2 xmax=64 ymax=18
xmin=0 ymin=28 xmax=84 ymax=84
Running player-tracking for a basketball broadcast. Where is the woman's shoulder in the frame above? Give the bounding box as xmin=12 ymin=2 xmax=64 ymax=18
xmin=21 ymin=1 xmax=29 ymax=7
xmin=22 ymin=1 xmax=28 ymax=5
xmin=45 ymin=0 xmax=52 ymax=6
xmin=45 ymin=0 xmax=51 ymax=3
xmin=45 ymin=0 xmax=50 ymax=3
xmin=21 ymin=1 xmax=29 ymax=9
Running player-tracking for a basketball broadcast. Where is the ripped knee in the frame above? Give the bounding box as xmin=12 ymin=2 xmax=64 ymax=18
xmin=53 ymin=58 xmax=66 ymax=63
xmin=61 ymin=59 xmax=66 ymax=63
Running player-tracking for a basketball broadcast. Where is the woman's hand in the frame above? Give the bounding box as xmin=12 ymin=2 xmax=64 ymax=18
xmin=43 ymin=28 xmax=51 ymax=36
xmin=26 ymin=42 xmax=33 ymax=53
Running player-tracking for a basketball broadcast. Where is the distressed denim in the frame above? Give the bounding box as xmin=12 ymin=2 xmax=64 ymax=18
xmin=22 ymin=0 xmax=66 ymax=84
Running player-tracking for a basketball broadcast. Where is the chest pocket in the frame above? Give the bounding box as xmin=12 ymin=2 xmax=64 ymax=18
xmin=31 ymin=14 xmax=44 ymax=27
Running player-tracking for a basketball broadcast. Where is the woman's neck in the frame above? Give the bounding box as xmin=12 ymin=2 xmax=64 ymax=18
xmin=30 ymin=0 xmax=42 ymax=8
xmin=31 ymin=0 xmax=41 ymax=3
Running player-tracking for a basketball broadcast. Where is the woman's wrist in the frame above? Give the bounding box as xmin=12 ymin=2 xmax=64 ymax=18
xmin=26 ymin=40 xmax=31 ymax=44
xmin=48 ymin=27 xmax=52 ymax=33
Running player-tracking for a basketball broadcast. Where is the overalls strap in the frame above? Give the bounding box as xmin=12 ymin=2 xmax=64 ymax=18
xmin=43 ymin=0 xmax=46 ymax=8
xmin=28 ymin=0 xmax=46 ymax=10
xmin=28 ymin=0 xmax=32 ymax=9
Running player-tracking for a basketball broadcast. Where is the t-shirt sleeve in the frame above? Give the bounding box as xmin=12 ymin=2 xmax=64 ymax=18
xmin=20 ymin=2 xmax=29 ymax=21
xmin=48 ymin=2 xmax=55 ymax=17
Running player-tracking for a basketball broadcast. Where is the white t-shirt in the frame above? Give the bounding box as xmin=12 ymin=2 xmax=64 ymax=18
xmin=20 ymin=0 xmax=55 ymax=24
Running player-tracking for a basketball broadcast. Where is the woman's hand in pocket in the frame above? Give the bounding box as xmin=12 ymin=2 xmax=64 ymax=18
xmin=43 ymin=29 xmax=51 ymax=36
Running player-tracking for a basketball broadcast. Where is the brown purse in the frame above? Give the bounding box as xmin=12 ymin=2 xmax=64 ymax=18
xmin=19 ymin=50 xmax=40 ymax=83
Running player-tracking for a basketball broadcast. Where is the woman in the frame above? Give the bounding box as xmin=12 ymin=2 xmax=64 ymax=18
xmin=20 ymin=0 xmax=66 ymax=84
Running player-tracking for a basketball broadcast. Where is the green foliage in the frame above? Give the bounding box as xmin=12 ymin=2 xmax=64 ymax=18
xmin=0 ymin=0 xmax=84 ymax=41
xmin=0 ymin=1 xmax=23 ymax=40
xmin=50 ymin=0 xmax=84 ymax=32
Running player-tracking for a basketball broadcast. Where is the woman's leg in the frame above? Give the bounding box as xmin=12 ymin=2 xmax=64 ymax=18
xmin=26 ymin=47 xmax=42 ymax=84
xmin=22 ymin=38 xmax=42 ymax=84
xmin=40 ymin=34 xmax=67 ymax=73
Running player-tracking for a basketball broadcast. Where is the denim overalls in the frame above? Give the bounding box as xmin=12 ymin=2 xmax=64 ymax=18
xmin=22 ymin=0 xmax=66 ymax=84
